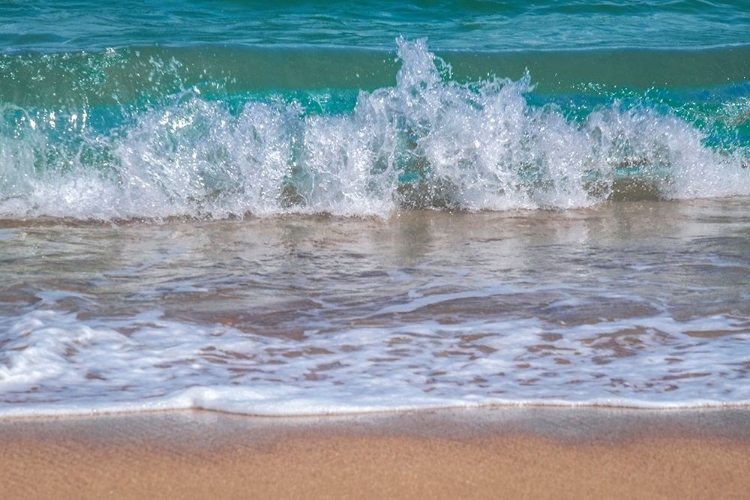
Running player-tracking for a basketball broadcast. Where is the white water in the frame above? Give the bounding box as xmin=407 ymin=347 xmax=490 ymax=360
xmin=1 ymin=306 xmax=749 ymax=418
xmin=1 ymin=39 xmax=748 ymax=221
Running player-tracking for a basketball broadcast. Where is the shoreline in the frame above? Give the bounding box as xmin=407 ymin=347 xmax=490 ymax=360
xmin=3 ymin=407 xmax=750 ymax=499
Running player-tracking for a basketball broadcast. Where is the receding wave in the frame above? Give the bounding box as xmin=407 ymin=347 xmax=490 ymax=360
xmin=1 ymin=39 xmax=749 ymax=220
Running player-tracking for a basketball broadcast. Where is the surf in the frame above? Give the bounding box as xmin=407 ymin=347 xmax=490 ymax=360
xmin=1 ymin=39 xmax=748 ymax=221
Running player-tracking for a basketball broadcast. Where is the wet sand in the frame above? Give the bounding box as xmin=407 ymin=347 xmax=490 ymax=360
xmin=3 ymin=407 xmax=750 ymax=500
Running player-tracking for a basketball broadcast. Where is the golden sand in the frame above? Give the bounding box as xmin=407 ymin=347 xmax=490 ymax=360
xmin=3 ymin=408 xmax=749 ymax=500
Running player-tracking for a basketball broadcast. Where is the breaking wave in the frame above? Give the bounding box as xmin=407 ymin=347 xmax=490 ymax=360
xmin=1 ymin=38 xmax=748 ymax=220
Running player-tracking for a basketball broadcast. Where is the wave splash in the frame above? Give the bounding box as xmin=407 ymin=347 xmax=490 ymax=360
xmin=1 ymin=38 xmax=748 ymax=220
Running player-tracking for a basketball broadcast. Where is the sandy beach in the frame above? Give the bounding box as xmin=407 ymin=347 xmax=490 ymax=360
xmin=3 ymin=407 xmax=750 ymax=500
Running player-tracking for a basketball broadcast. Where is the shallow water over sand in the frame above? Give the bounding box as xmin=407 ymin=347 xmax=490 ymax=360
xmin=1 ymin=198 xmax=750 ymax=416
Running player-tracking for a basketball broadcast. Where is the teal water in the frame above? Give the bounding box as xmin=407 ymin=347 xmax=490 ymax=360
xmin=1 ymin=2 xmax=749 ymax=219
xmin=3 ymin=1 xmax=750 ymax=52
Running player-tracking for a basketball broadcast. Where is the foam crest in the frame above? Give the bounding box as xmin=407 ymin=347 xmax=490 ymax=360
xmin=1 ymin=39 xmax=748 ymax=220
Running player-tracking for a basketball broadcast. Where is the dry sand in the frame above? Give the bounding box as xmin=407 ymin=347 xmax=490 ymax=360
xmin=2 ymin=407 xmax=750 ymax=500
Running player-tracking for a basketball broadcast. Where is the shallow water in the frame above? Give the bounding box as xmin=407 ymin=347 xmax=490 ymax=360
xmin=2 ymin=198 xmax=749 ymax=416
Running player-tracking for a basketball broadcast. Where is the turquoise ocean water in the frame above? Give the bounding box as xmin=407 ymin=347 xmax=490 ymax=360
xmin=1 ymin=1 xmax=750 ymax=417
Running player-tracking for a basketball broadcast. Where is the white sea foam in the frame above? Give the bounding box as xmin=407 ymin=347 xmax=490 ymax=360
xmin=1 ymin=39 xmax=748 ymax=220
xmin=1 ymin=300 xmax=749 ymax=419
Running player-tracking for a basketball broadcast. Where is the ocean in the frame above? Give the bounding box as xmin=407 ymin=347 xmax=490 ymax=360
xmin=1 ymin=0 xmax=749 ymax=417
